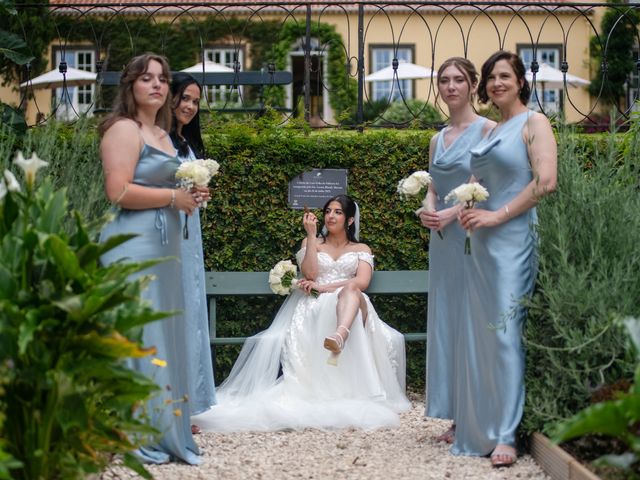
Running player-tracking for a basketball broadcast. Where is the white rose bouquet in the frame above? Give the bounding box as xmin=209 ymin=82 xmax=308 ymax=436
xmin=444 ymin=182 xmax=490 ymax=255
xmin=175 ymin=158 xmax=220 ymax=238
xmin=397 ymin=170 xmax=443 ymax=239
xmin=268 ymin=260 xmax=318 ymax=297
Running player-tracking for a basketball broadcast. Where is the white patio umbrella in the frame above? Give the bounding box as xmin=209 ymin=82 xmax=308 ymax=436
xmin=525 ymin=63 xmax=590 ymax=89
xmin=181 ymin=61 xmax=234 ymax=73
xmin=20 ymin=66 xmax=97 ymax=90
xmin=365 ymin=60 xmax=434 ymax=82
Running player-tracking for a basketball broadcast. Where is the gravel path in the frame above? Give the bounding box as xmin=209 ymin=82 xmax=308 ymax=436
xmin=103 ymin=392 xmax=548 ymax=480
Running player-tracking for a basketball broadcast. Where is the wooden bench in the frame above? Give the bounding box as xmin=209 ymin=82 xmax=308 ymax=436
xmin=205 ymin=270 xmax=429 ymax=347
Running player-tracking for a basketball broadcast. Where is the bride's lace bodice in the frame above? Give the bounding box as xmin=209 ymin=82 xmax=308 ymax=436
xmin=295 ymin=248 xmax=374 ymax=285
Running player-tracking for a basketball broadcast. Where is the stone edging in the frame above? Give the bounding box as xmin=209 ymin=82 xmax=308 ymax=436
xmin=530 ymin=432 xmax=602 ymax=480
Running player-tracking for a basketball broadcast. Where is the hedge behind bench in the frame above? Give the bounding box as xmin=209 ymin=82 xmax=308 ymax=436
xmin=201 ymin=125 xmax=434 ymax=387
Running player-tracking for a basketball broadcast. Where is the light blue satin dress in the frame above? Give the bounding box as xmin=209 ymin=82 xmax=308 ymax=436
xmin=178 ymin=146 xmax=217 ymax=415
xmin=452 ymin=110 xmax=538 ymax=456
xmin=100 ymin=144 xmax=200 ymax=465
xmin=425 ymin=117 xmax=487 ymax=420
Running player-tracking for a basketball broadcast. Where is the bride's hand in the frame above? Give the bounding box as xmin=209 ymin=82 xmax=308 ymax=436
xmin=302 ymin=210 xmax=318 ymax=237
xmin=298 ymin=279 xmax=322 ymax=295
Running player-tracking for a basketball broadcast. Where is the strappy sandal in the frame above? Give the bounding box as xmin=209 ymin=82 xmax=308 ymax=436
xmin=324 ymin=325 xmax=350 ymax=353
xmin=491 ymin=444 xmax=517 ymax=468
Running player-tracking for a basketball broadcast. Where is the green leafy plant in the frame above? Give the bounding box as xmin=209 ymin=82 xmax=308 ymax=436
xmin=588 ymin=0 xmax=640 ymax=110
xmin=0 ymin=362 xmax=21 ymax=480
xmin=553 ymin=317 xmax=640 ymax=476
xmin=0 ymin=0 xmax=35 ymax=71
xmin=0 ymin=151 xmax=169 ymax=480
xmin=522 ymin=122 xmax=640 ymax=435
xmin=372 ymin=99 xmax=443 ymax=128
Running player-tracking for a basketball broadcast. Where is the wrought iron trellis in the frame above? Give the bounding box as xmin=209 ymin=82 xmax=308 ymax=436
xmin=10 ymin=0 xmax=640 ymax=129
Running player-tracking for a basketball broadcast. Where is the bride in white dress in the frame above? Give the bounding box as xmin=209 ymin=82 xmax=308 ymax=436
xmin=192 ymin=195 xmax=410 ymax=432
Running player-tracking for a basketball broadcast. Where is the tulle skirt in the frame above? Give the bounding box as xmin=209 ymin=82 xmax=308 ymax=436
xmin=192 ymin=289 xmax=410 ymax=432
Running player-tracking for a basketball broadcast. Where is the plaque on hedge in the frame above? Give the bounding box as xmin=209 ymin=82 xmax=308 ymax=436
xmin=288 ymin=169 xmax=348 ymax=209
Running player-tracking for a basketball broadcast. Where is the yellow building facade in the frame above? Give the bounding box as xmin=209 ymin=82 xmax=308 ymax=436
xmin=3 ymin=1 xmax=607 ymax=125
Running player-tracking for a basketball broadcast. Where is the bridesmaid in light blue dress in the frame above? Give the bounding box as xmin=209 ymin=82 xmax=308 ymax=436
xmin=454 ymin=51 xmax=557 ymax=467
xmin=170 ymin=73 xmax=217 ymax=418
xmin=419 ymin=58 xmax=493 ymax=443
xmin=99 ymin=54 xmax=207 ymax=464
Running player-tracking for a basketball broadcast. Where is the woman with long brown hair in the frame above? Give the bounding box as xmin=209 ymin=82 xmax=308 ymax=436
xmin=454 ymin=50 xmax=557 ymax=467
xmin=99 ymin=53 xmax=207 ymax=464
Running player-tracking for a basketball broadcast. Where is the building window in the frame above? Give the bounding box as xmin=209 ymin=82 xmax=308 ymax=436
xmin=519 ymin=46 xmax=561 ymax=113
xmin=54 ymin=49 xmax=95 ymax=120
xmin=204 ymin=47 xmax=243 ymax=104
xmin=370 ymin=46 xmax=413 ymax=102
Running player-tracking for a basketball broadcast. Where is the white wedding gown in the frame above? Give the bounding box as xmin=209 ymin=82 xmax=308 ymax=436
xmin=192 ymin=248 xmax=411 ymax=432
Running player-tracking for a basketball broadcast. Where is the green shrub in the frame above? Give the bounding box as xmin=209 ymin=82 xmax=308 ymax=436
xmin=372 ymin=99 xmax=443 ymax=128
xmin=0 ymin=363 xmax=20 ymax=480
xmin=522 ymin=122 xmax=640 ymax=435
xmin=0 ymin=151 xmax=168 ymax=479
xmin=553 ymin=317 xmax=640 ymax=477
xmin=0 ymin=119 xmax=107 ymax=231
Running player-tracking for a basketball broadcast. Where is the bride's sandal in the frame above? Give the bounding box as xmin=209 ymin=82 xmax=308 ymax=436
xmin=324 ymin=325 xmax=350 ymax=353
xmin=324 ymin=326 xmax=350 ymax=366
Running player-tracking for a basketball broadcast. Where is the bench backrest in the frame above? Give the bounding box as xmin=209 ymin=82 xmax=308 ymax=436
xmin=205 ymin=270 xmax=429 ymax=346
xmin=205 ymin=270 xmax=429 ymax=295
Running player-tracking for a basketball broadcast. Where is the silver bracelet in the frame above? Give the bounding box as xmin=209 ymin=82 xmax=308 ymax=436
xmin=504 ymin=204 xmax=510 ymax=218
xmin=169 ymin=189 xmax=176 ymax=209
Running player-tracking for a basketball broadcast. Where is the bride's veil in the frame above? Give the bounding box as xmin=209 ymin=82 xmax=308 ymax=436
xmin=214 ymin=289 xmax=304 ymax=400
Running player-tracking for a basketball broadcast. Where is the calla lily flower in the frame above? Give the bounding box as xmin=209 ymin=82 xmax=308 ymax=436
xmin=3 ymin=170 xmax=21 ymax=192
xmin=14 ymin=151 xmax=48 ymax=186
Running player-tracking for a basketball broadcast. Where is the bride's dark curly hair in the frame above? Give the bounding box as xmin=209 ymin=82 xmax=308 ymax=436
xmin=319 ymin=194 xmax=359 ymax=243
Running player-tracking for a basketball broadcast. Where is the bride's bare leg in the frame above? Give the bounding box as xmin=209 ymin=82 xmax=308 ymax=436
xmin=324 ymin=283 xmax=367 ymax=353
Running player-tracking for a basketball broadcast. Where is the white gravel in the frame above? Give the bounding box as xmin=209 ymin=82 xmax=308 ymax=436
xmin=102 ymin=392 xmax=548 ymax=480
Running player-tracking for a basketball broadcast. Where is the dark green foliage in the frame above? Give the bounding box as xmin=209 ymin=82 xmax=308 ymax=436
xmin=553 ymin=317 xmax=640 ymax=477
xmin=372 ymin=99 xmax=444 ymax=128
xmin=589 ymin=1 xmax=640 ymax=109
xmin=0 ymin=0 xmax=53 ymax=84
xmin=522 ymin=121 xmax=640 ymax=435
